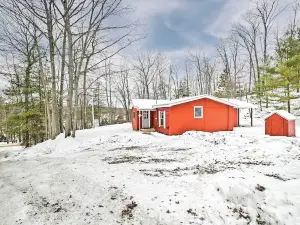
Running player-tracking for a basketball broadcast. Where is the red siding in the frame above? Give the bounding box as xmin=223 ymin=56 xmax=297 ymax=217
xmin=155 ymin=108 xmax=170 ymax=135
xmin=233 ymin=108 xmax=239 ymax=127
xmin=132 ymin=108 xmax=155 ymax=130
xmin=228 ymin=107 xmax=235 ymax=130
xmin=288 ymin=120 xmax=296 ymax=137
xmin=150 ymin=111 xmax=155 ymax=128
xmin=265 ymin=114 xmax=296 ymax=137
xmin=132 ymin=108 xmax=138 ymax=131
xmin=164 ymin=98 xmax=235 ymax=135
xmin=153 ymin=110 xmax=158 ymax=130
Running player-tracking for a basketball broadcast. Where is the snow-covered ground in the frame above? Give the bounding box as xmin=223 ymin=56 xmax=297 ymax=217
xmin=1 ymin=110 xmax=300 ymax=225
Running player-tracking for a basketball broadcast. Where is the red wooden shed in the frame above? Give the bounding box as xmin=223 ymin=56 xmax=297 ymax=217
xmin=132 ymin=96 xmax=257 ymax=135
xmin=265 ymin=110 xmax=296 ymax=137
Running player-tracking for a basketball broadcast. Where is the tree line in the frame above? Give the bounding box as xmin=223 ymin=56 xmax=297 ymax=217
xmin=0 ymin=0 xmax=299 ymax=147
xmin=0 ymin=0 xmax=139 ymax=146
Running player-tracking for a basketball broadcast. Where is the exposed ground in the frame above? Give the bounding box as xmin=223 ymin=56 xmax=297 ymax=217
xmin=0 ymin=112 xmax=300 ymax=225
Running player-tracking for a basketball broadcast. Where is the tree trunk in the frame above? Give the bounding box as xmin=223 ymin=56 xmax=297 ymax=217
xmin=71 ymin=74 xmax=80 ymax=137
xmin=59 ymin=28 xmax=67 ymax=133
xmin=64 ymin=3 xmax=74 ymax=138
xmin=37 ymin=42 xmax=51 ymax=139
xmin=253 ymin=43 xmax=262 ymax=108
xmin=24 ymin=60 xmax=31 ymax=147
xmin=297 ymin=70 xmax=300 ymax=93
xmin=287 ymin=83 xmax=291 ymax=113
xmin=45 ymin=5 xmax=58 ymax=139
xmin=83 ymin=57 xmax=91 ymax=129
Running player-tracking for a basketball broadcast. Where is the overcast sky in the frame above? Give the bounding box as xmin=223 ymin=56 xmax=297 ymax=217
xmin=132 ymin=0 xmax=250 ymax=49
xmin=126 ymin=0 xmax=293 ymax=58
xmin=0 ymin=0 xmax=295 ymax=92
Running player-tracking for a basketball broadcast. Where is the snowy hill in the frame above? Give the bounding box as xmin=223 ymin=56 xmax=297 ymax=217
xmin=0 ymin=112 xmax=300 ymax=225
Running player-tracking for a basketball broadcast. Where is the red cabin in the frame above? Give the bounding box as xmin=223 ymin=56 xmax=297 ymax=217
xmin=132 ymin=96 xmax=257 ymax=135
xmin=265 ymin=110 xmax=296 ymax=137
xmin=131 ymin=99 xmax=169 ymax=131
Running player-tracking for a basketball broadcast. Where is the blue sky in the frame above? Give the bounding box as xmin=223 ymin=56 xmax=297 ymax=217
xmin=144 ymin=0 xmax=222 ymax=51
xmin=129 ymin=0 xmax=253 ymax=56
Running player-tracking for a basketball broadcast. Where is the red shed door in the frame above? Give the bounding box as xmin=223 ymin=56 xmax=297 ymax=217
xmin=271 ymin=116 xmax=284 ymax=136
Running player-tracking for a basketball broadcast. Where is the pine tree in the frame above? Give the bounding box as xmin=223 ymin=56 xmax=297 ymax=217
xmin=215 ymin=69 xmax=234 ymax=98
xmin=263 ymin=29 xmax=300 ymax=113
xmin=3 ymin=45 xmax=46 ymax=146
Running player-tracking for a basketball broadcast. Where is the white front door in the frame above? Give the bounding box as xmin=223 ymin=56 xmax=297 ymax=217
xmin=142 ymin=111 xmax=150 ymax=128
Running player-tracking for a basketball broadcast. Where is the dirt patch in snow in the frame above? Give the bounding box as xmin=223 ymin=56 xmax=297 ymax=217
xmin=103 ymin=155 xmax=178 ymax=165
xmin=232 ymin=207 xmax=251 ymax=223
xmin=255 ymin=184 xmax=266 ymax=192
xmin=140 ymin=164 xmax=225 ymax=177
xmin=103 ymin=156 xmax=143 ymax=164
xmin=109 ymin=146 xmax=142 ymax=151
xmin=228 ymin=160 xmax=273 ymax=167
xmin=155 ymin=147 xmax=193 ymax=152
xmin=141 ymin=158 xmax=177 ymax=163
xmin=25 ymin=196 xmax=70 ymax=223
xmin=121 ymin=201 xmax=138 ymax=219
xmin=264 ymin=173 xmax=290 ymax=181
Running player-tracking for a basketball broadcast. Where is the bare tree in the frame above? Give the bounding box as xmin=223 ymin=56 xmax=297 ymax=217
xmin=202 ymin=56 xmax=217 ymax=95
xmin=104 ymin=61 xmax=114 ymax=123
xmin=114 ymin=68 xmax=131 ymax=121
xmin=134 ymin=52 xmax=159 ymax=99
xmin=0 ymin=6 xmax=45 ymax=146
xmin=252 ymin=0 xmax=289 ymax=107
xmin=156 ymin=53 xmax=168 ymax=99
xmin=188 ymin=49 xmax=204 ymax=95
xmin=253 ymin=0 xmax=288 ymax=65
xmin=170 ymin=64 xmax=180 ymax=99
xmin=232 ymin=11 xmax=261 ymax=98
xmin=53 ymin=0 xmax=139 ymax=137
xmin=1 ymin=0 xmax=61 ymax=139
xmin=216 ymin=39 xmax=234 ymax=97
xmin=58 ymin=28 xmax=66 ymax=133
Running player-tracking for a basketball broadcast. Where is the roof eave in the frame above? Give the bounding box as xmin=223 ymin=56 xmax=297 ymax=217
xmin=153 ymin=97 xmax=239 ymax=108
xmin=153 ymin=104 xmax=170 ymax=108
xmin=135 ymin=108 xmax=156 ymax=111
xmin=234 ymin=106 xmax=258 ymax=109
xmin=264 ymin=112 xmax=297 ymax=121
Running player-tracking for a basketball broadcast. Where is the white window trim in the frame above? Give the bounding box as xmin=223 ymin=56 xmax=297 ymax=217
xmin=159 ymin=111 xmax=166 ymax=128
xmin=158 ymin=111 xmax=161 ymax=127
xmin=159 ymin=111 xmax=162 ymax=127
xmin=163 ymin=111 xmax=166 ymax=129
xmin=194 ymin=106 xmax=203 ymax=119
xmin=148 ymin=110 xmax=150 ymax=128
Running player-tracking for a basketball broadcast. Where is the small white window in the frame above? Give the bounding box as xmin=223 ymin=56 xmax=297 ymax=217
xmin=159 ymin=111 xmax=166 ymax=128
xmin=194 ymin=106 xmax=203 ymax=118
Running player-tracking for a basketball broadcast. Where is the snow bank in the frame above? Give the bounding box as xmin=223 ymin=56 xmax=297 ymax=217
xmin=1 ymin=110 xmax=300 ymax=225
xmin=214 ymin=171 xmax=300 ymax=224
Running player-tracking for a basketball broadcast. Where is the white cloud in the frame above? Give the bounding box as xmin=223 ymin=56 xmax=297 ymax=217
xmin=205 ymin=0 xmax=253 ymax=38
xmin=206 ymin=0 xmax=295 ymax=39
xmin=129 ymin=0 xmax=186 ymax=20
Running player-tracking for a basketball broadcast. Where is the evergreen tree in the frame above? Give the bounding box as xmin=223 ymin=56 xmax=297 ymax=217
xmin=262 ymin=28 xmax=300 ymax=112
xmin=215 ymin=69 xmax=234 ymax=98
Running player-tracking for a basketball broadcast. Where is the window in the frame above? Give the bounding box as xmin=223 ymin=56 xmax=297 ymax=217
xmin=143 ymin=111 xmax=149 ymax=119
xmin=133 ymin=112 xmax=136 ymax=119
xmin=159 ymin=111 xmax=165 ymax=128
xmin=194 ymin=106 xmax=203 ymax=118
